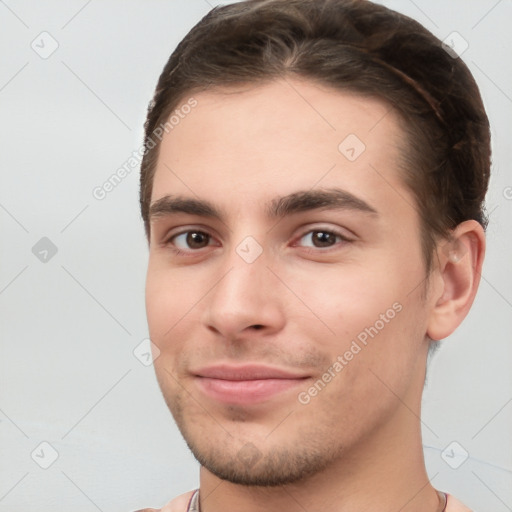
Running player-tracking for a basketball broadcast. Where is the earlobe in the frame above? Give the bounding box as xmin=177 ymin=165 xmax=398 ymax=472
xmin=426 ymin=220 xmax=486 ymax=341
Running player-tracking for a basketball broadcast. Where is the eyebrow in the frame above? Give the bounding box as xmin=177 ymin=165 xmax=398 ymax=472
xmin=148 ymin=188 xmax=379 ymax=223
xmin=267 ymin=188 xmax=378 ymax=218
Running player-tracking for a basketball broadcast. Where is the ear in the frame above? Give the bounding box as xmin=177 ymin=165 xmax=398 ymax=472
xmin=426 ymin=220 xmax=486 ymax=341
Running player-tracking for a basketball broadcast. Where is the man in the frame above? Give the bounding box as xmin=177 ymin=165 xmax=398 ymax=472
xmin=137 ymin=0 xmax=490 ymax=510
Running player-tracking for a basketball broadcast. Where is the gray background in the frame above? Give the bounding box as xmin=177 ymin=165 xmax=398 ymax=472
xmin=0 ymin=1 xmax=511 ymax=510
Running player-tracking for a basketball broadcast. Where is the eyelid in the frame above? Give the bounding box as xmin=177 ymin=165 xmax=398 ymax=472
xmin=163 ymin=224 xmax=213 ymax=240
xmin=290 ymin=225 xmax=354 ymax=253
xmin=159 ymin=223 xmax=354 ymax=256
xmin=162 ymin=226 xmax=220 ymax=249
xmin=292 ymin=224 xmax=354 ymax=242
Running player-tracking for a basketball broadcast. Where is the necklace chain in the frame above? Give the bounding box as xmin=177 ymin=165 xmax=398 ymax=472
xmin=436 ymin=490 xmax=448 ymax=512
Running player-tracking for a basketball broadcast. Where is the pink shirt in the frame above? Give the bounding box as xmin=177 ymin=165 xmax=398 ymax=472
xmin=137 ymin=488 xmax=473 ymax=511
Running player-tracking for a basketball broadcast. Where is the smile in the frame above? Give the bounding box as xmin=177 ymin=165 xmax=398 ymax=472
xmin=193 ymin=364 xmax=310 ymax=405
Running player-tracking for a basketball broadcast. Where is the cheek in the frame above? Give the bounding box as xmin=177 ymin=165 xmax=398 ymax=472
xmin=282 ymin=261 xmax=405 ymax=343
xmin=146 ymin=266 xmax=196 ymax=392
xmin=145 ymin=260 xmax=199 ymax=344
xmin=145 ymin=264 xmax=171 ymax=341
xmin=283 ymin=257 xmax=426 ymax=397
xmin=296 ymin=303 xmax=422 ymax=442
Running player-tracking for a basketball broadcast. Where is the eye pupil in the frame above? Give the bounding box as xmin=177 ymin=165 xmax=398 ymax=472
xmin=313 ymin=231 xmax=336 ymax=247
xmin=187 ymin=232 xmax=209 ymax=248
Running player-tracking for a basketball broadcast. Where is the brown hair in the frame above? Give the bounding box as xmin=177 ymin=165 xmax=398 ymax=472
xmin=140 ymin=0 xmax=491 ymax=274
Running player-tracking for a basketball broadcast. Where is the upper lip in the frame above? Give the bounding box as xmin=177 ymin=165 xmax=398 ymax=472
xmin=193 ymin=364 xmax=309 ymax=381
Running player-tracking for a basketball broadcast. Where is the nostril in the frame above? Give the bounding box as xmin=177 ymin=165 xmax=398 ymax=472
xmin=251 ymin=324 xmax=264 ymax=330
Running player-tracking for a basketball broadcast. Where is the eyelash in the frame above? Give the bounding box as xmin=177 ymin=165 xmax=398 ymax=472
xmin=293 ymin=229 xmax=352 ymax=253
xmin=164 ymin=230 xmax=216 ymax=256
xmin=164 ymin=227 xmax=353 ymax=257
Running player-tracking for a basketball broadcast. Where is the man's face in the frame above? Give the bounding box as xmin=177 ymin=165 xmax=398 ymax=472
xmin=145 ymin=79 xmax=435 ymax=485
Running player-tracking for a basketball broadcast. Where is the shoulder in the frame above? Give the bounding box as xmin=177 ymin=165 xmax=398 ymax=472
xmin=445 ymin=494 xmax=473 ymax=512
xmin=135 ymin=489 xmax=197 ymax=512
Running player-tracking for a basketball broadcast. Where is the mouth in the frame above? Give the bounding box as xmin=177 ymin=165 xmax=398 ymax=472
xmin=193 ymin=364 xmax=310 ymax=405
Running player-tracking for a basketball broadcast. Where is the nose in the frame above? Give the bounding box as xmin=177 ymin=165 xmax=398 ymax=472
xmin=201 ymin=247 xmax=286 ymax=340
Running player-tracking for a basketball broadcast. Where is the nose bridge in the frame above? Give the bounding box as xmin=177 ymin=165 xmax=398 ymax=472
xmin=203 ymin=236 xmax=284 ymax=335
xmin=214 ymin=240 xmax=270 ymax=312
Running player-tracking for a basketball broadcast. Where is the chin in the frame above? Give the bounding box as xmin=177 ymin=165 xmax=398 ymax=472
xmin=183 ymin=431 xmax=341 ymax=487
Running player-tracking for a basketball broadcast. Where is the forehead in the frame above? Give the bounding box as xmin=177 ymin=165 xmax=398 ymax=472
xmin=152 ymin=78 xmax=410 ymax=218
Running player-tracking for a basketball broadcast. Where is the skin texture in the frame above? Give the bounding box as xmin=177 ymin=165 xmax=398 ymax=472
xmin=145 ymin=78 xmax=485 ymax=512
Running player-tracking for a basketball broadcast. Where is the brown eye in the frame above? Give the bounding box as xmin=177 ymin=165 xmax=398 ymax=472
xmin=311 ymin=231 xmax=337 ymax=247
xmin=172 ymin=231 xmax=211 ymax=250
xmin=186 ymin=232 xmax=210 ymax=248
xmin=299 ymin=230 xmax=342 ymax=248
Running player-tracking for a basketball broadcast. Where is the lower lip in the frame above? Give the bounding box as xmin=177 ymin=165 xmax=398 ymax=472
xmin=195 ymin=377 xmax=307 ymax=405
